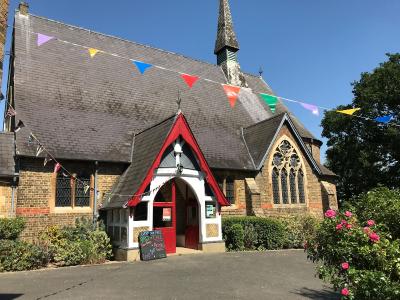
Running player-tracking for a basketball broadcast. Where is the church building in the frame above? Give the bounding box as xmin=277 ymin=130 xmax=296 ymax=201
xmin=0 ymin=1 xmax=337 ymax=259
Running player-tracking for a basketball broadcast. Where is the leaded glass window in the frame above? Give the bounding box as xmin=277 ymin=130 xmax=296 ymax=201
xmin=281 ymin=169 xmax=289 ymax=204
xmin=226 ymin=177 xmax=235 ymax=204
xmin=298 ymin=170 xmax=305 ymax=204
xmin=75 ymin=177 xmax=90 ymax=207
xmin=56 ymin=176 xmax=72 ymax=207
xmin=290 ymin=169 xmax=297 ymax=203
xmin=272 ymin=168 xmax=280 ymax=204
xmin=271 ymin=140 xmax=306 ymax=205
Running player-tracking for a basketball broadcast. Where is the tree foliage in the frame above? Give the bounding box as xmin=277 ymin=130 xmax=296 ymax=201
xmin=321 ymin=53 xmax=400 ymax=201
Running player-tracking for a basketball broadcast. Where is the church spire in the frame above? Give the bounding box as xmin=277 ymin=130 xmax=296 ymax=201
xmin=214 ymin=0 xmax=247 ymax=87
xmin=214 ymin=0 xmax=239 ymax=56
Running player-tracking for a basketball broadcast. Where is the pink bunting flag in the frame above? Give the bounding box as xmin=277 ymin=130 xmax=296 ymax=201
xmin=222 ymin=84 xmax=241 ymax=108
xmin=301 ymin=103 xmax=319 ymax=116
xmin=53 ymin=163 xmax=61 ymax=174
xmin=37 ymin=33 xmax=54 ymax=46
xmin=181 ymin=74 xmax=199 ymax=88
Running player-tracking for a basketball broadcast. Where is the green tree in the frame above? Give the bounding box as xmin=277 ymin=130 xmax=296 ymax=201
xmin=321 ymin=53 xmax=400 ymax=201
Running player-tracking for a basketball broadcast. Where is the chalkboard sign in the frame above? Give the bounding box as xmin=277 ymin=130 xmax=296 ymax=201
xmin=139 ymin=230 xmax=167 ymax=261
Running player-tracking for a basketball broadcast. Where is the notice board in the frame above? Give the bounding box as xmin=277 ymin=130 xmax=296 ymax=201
xmin=139 ymin=230 xmax=167 ymax=261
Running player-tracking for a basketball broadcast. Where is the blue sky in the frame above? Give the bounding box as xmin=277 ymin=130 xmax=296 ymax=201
xmin=1 ymin=0 xmax=399 ymax=161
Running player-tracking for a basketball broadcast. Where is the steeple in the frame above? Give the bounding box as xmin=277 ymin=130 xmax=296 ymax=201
xmin=214 ymin=0 xmax=239 ymax=56
xmin=214 ymin=0 xmax=247 ymax=87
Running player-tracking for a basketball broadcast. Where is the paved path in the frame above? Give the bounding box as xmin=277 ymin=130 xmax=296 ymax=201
xmin=0 ymin=250 xmax=338 ymax=300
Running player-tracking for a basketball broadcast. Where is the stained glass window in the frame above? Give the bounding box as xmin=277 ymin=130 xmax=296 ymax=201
xmin=290 ymin=169 xmax=297 ymax=203
xmin=272 ymin=168 xmax=280 ymax=204
xmin=298 ymin=170 xmax=305 ymax=203
xmin=281 ymin=169 xmax=289 ymax=204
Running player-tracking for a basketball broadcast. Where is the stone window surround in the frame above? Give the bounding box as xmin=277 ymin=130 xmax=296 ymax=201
xmin=50 ymin=172 xmax=94 ymax=214
xmin=217 ymin=177 xmax=237 ymax=208
xmin=269 ymin=135 xmax=309 ymax=208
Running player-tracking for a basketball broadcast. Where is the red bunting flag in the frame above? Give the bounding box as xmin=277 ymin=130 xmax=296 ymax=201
xmin=53 ymin=163 xmax=61 ymax=174
xmin=181 ymin=74 xmax=199 ymax=88
xmin=222 ymin=84 xmax=241 ymax=108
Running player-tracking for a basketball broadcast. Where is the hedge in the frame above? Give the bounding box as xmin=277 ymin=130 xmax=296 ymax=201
xmin=0 ymin=217 xmax=26 ymax=240
xmin=222 ymin=215 xmax=320 ymax=251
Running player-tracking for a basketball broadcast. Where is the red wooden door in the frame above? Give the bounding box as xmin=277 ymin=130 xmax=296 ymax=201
xmin=185 ymin=199 xmax=199 ymax=250
xmin=153 ymin=180 xmax=176 ymax=254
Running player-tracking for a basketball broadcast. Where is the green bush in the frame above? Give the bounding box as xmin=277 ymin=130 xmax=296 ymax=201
xmin=0 ymin=240 xmax=47 ymax=272
xmin=39 ymin=217 xmax=112 ymax=267
xmin=0 ymin=217 xmax=26 ymax=240
xmin=306 ymin=209 xmax=400 ymax=299
xmin=347 ymin=187 xmax=400 ymax=240
xmin=280 ymin=215 xmax=320 ymax=249
xmin=223 ymin=217 xmax=287 ymax=251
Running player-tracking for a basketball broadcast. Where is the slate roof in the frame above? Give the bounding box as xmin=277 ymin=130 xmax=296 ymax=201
xmin=103 ymin=115 xmax=176 ymax=208
xmin=11 ymin=12 xmax=315 ymax=171
xmin=0 ymin=132 xmax=15 ymax=177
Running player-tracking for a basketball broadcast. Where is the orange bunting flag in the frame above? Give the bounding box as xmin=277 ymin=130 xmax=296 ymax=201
xmin=181 ymin=74 xmax=199 ymax=88
xmin=336 ymin=108 xmax=361 ymax=116
xmin=88 ymin=48 xmax=100 ymax=58
xmin=222 ymin=84 xmax=241 ymax=108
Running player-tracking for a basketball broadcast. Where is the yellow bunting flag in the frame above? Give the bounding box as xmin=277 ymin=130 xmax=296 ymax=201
xmin=88 ymin=48 xmax=100 ymax=58
xmin=336 ymin=108 xmax=361 ymax=116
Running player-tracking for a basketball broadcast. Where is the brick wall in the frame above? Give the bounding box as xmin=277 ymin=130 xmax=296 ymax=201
xmin=16 ymin=158 xmax=123 ymax=240
xmin=0 ymin=182 xmax=12 ymax=217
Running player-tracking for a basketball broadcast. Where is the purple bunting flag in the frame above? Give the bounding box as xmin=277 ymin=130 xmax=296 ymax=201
xmin=301 ymin=103 xmax=319 ymax=116
xmin=37 ymin=33 xmax=54 ymax=47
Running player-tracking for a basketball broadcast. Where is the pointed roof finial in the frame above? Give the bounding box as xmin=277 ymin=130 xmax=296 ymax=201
xmin=258 ymin=66 xmax=264 ymax=77
xmin=214 ymin=0 xmax=239 ymax=55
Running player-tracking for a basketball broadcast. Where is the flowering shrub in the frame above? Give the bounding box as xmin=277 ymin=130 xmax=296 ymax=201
xmin=306 ymin=210 xmax=400 ymax=299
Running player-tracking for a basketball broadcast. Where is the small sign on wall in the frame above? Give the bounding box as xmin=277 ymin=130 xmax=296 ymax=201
xmin=206 ymin=204 xmax=216 ymax=218
xmin=162 ymin=207 xmax=172 ymax=221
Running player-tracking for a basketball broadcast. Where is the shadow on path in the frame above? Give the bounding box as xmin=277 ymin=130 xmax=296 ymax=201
xmin=0 ymin=294 xmax=24 ymax=300
xmin=292 ymin=287 xmax=340 ymax=299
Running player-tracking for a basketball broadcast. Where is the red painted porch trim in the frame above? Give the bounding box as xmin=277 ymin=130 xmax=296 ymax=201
xmin=127 ymin=113 xmax=230 ymax=207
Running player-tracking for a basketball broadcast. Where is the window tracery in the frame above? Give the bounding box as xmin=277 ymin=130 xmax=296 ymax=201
xmin=271 ymin=140 xmax=306 ymax=205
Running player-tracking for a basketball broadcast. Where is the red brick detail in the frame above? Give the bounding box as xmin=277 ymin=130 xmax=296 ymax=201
xmin=238 ymin=204 xmax=246 ymax=209
xmin=309 ymin=203 xmax=323 ymax=209
xmin=16 ymin=207 xmax=50 ymax=215
xmin=261 ymin=203 xmax=273 ymax=209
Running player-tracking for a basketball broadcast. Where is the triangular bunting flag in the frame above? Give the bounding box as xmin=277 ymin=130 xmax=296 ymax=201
xmin=133 ymin=61 xmax=153 ymax=74
xmin=222 ymin=84 xmax=241 ymax=108
xmin=337 ymin=108 xmax=361 ymax=116
xmin=181 ymin=74 xmax=199 ymax=88
xmin=88 ymin=48 xmax=100 ymax=58
xmin=54 ymin=163 xmax=61 ymax=174
xmin=36 ymin=145 xmax=44 ymax=157
xmin=37 ymin=33 xmax=54 ymax=46
xmin=375 ymin=114 xmax=394 ymax=124
xmin=84 ymin=184 xmax=90 ymax=195
xmin=44 ymin=154 xmax=52 ymax=167
xmin=301 ymin=102 xmax=319 ymax=116
xmin=260 ymin=94 xmax=278 ymax=113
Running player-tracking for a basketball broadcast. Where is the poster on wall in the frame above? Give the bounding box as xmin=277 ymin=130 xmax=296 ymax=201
xmin=162 ymin=207 xmax=172 ymax=221
xmin=206 ymin=204 xmax=215 ymax=218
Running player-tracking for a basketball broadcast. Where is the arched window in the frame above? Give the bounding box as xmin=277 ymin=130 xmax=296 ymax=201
xmin=281 ymin=169 xmax=288 ymax=204
xmin=271 ymin=140 xmax=306 ymax=205
xmin=290 ymin=169 xmax=297 ymax=204
xmin=298 ymin=169 xmax=305 ymax=204
xmin=272 ymin=168 xmax=280 ymax=204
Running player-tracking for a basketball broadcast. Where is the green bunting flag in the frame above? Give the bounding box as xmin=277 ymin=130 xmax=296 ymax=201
xmin=260 ymin=94 xmax=278 ymax=113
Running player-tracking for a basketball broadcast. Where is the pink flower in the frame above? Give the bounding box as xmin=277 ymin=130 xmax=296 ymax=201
xmin=325 ymin=209 xmax=336 ymax=218
xmin=341 ymin=288 xmax=350 ymax=296
xmin=344 ymin=211 xmax=352 ymax=217
xmin=367 ymin=220 xmax=375 ymax=227
xmin=369 ymin=232 xmax=380 ymax=243
xmin=341 ymin=219 xmax=348 ymax=225
xmin=341 ymin=262 xmax=349 ymax=270
xmin=363 ymin=226 xmax=371 ymax=234
xmin=336 ymin=224 xmax=343 ymax=230
xmin=346 ymin=224 xmax=352 ymax=229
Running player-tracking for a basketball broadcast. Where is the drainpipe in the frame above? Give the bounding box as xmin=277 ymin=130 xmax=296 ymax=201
xmin=93 ymin=161 xmax=99 ymax=226
xmin=10 ymin=185 xmax=15 ymax=217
